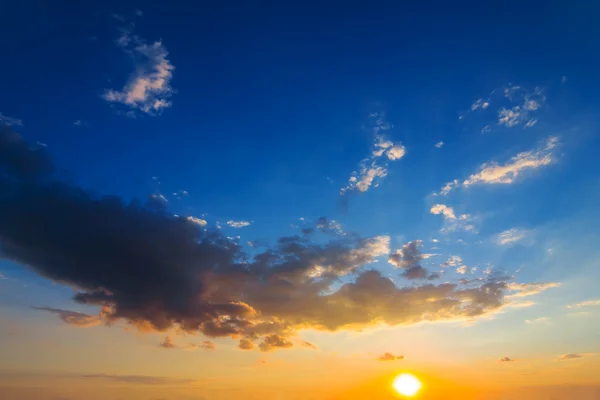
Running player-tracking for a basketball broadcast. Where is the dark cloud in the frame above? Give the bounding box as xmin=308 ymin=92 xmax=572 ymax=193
xmin=377 ymin=352 xmax=404 ymax=361
xmin=560 ymin=353 xmax=583 ymax=360
xmin=259 ymin=334 xmax=293 ymax=352
xmin=32 ymin=307 xmax=102 ymax=327
xmin=0 ymin=129 xmax=560 ymax=350
xmin=389 ymin=240 xmax=433 ymax=280
xmin=300 ymin=340 xmax=317 ymax=350
xmin=499 ymin=357 xmax=514 ymax=362
xmin=238 ymin=338 xmax=254 ymax=350
xmin=81 ymin=373 xmax=196 ymax=385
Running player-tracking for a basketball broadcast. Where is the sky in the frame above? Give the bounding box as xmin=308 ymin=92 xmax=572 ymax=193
xmin=1 ymin=1 xmax=600 ymax=400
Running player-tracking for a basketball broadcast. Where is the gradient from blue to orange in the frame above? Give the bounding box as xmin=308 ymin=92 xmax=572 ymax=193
xmin=1 ymin=1 xmax=600 ymax=400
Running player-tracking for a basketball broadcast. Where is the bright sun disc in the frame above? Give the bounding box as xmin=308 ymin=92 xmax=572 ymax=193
xmin=392 ymin=373 xmax=422 ymax=397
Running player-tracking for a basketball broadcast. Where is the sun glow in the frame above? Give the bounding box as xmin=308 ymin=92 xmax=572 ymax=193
xmin=392 ymin=373 xmax=422 ymax=397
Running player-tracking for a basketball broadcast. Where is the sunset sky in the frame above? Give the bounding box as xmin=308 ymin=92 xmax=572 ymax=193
xmin=1 ymin=1 xmax=600 ymax=400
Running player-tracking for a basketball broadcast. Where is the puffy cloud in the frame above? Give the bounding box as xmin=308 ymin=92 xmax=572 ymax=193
xmin=498 ymin=87 xmax=545 ymax=127
xmin=32 ymin=307 xmax=103 ymax=328
xmin=377 ymin=352 xmax=405 ymax=361
xmin=238 ymin=338 xmax=255 ymax=350
xmin=430 ymin=204 xmax=474 ymax=232
xmin=187 ymin=216 xmax=207 ymax=227
xmin=0 ymin=129 xmax=562 ymax=350
xmin=567 ymin=299 xmax=600 ymax=309
xmin=0 ymin=112 xmax=23 ymax=127
xmin=227 ymin=220 xmax=251 ymax=228
xmin=102 ymin=24 xmax=174 ymax=116
xmin=497 ymin=228 xmax=528 ymax=245
xmin=560 ymin=353 xmax=583 ymax=360
xmin=499 ymin=357 xmax=514 ymax=362
xmin=430 ymin=204 xmax=456 ymax=220
xmin=159 ymin=336 xmax=176 ymax=349
xmin=259 ymin=334 xmax=293 ymax=352
xmin=388 ymin=240 xmax=433 ymax=280
xmin=434 ymin=141 xmax=444 ymax=148
xmin=341 ymin=113 xmax=406 ymax=195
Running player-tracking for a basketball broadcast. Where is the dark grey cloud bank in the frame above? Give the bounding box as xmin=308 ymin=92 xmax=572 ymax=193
xmin=0 ymin=128 xmax=557 ymax=350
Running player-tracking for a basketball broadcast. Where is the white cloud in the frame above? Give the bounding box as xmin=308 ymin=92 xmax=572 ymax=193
xmin=73 ymin=120 xmax=88 ymax=126
xmin=567 ymin=299 xmax=600 ymax=309
xmin=505 ymin=282 xmax=561 ymax=298
xmin=498 ymin=106 xmax=522 ymax=127
xmin=430 ymin=204 xmax=475 ymax=232
xmin=435 ymin=137 xmax=560 ymax=196
xmin=497 ymin=228 xmax=528 ymax=245
xmin=498 ymin=87 xmax=545 ymax=128
xmin=430 ymin=204 xmax=456 ymax=220
xmin=103 ymin=26 xmax=175 ymax=116
xmin=456 ymin=265 xmax=467 ymax=274
xmin=524 ymin=119 xmax=538 ymax=128
xmin=481 ymin=125 xmax=492 ymax=134
xmin=0 ymin=112 xmax=23 ymax=126
xmin=434 ymin=141 xmax=444 ymax=148
xmin=525 ymin=317 xmax=550 ymax=324
xmin=227 ymin=220 xmax=252 ymax=228
xmin=341 ymin=113 xmax=406 ymax=195
xmin=442 ymin=255 xmax=463 ymax=267
xmin=471 ymin=98 xmax=490 ymax=110
xmin=463 ymin=137 xmax=557 ymax=186
xmin=187 ymin=216 xmax=207 ymax=227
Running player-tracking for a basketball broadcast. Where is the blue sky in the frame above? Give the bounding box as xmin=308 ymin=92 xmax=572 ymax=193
xmin=1 ymin=2 xmax=600 ymax=399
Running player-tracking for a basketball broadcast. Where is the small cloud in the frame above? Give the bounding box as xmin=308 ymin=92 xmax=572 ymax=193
xmin=377 ymin=352 xmax=405 ymax=361
xmin=481 ymin=125 xmax=492 ymax=134
xmin=300 ymin=340 xmax=317 ymax=350
xmin=82 ymin=373 xmax=196 ymax=385
xmin=238 ymin=338 xmax=255 ymax=350
xmin=524 ymin=119 xmax=538 ymax=129
xmin=32 ymin=306 xmax=102 ymax=328
xmin=135 ymin=9 xmax=143 ymax=17
xmin=506 ymin=282 xmax=561 ymax=298
xmin=103 ymin=23 xmax=175 ymax=116
xmin=471 ymin=99 xmax=490 ymax=111
xmin=456 ymin=265 xmax=467 ymax=275
xmin=525 ymin=317 xmax=550 ymax=324
xmin=227 ymin=220 xmax=251 ymax=228
xmin=0 ymin=272 xmax=6 ymax=279
xmin=499 ymin=357 xmax=514 ymax=363
xmin=434 ymin=141 xmax=444 ymax=148
xmin=112 ymin=13 xmax=126 ymax=22
xmin=567 ymin=299 xmax=600 ymax=309
xmin=560 ymin=353 xmax=583 ymax=360
xmin=200 ymin=341 xmax=215 ymax=350
xmin=0 ymin=112 xmax=23 ymax=126
xmin=187 ymin=216 xmax=207 ymax=227
xmin=561 ymin=76 xmax=567 ymax=84
xmin=497 ymin=228 xmax=528 ymax=245
xmin=159 ymin=336 xmax=176 ymax=349
xmin=73 ymin=120 xmax=88 ymax=126
xmin=340 ymin=112 xmax=406 ymax=195
xmin=430 ymin=204 xmax=474 ymax=232
xmin=258 ymin=334 xmax=293 ymax=352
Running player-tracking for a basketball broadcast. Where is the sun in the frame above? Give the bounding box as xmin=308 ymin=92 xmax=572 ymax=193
xmin=392 ymin=373 xmax=422 ymax=397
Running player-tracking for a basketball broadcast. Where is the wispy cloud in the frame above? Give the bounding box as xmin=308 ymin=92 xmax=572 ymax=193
xmin=341 ymin=113 xmax=406 ymax=195
xmin=430 ymin=204 xmax=474 ymax=232
xmin=497 ymin=228 xmax=528 ymax=245
xmin=567 ymin=299 xmax=600 ymax=309
xmin=506 ymin=282 xmax=561 ymax=298
xmin=560 ymin=353 xmax=584 ymax=360
xmin=377 ymin=352 xmax=405 ymax=361
xmin=82 ymin=373 xmax=196 ymax=385
xmin=434 ymin=141 xmax=444 ymax=148
xmin=32 ymin=307 xmax=103 ymax=328
xmin=0 ymin=112 xmax=23 ymax=127
xmin=73 ymin=120 xmax=88 ymax=126
xmin=471 ymin=98 xmax=490 ymax=111
xmin=498 ymin=87 xmax=545 ymax=128
xmin=525 ymin=317 xmax=550 ymax=324
xmin=438 ymin=136 xmax=558 ymax=195
xmin=499 ymin=357 xmax=514 ymax=363
xmin=227 ymin=220 xmax=251 ymax=228
xmin=103 ymin=21 xmax=175 ymax=116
